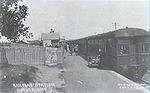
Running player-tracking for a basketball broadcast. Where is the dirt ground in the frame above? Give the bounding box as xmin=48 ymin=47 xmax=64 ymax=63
xmin=0 ymin=64 xmax=65 ymax=93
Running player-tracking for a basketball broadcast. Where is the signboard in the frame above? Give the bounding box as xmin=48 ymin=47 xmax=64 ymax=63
xmin=45 ymin=47 xmax=58 ymax=66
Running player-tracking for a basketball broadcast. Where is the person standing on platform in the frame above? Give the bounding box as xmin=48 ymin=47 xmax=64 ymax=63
xmin=67 ymin=44 xmax=69 ymax=52
xmin=74 ymin=44 xmax=79 ymax=56
xmin=64 ymin=44 xmax=67 ymax=52
xmin=70 ymin=44 xmax=74 ymax=56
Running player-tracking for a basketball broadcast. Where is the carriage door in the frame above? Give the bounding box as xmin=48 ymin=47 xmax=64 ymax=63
xmin=129 ymin=38 xmax=137 ymax=65
xmin=105 ymin=39 xmax=113 ymax=67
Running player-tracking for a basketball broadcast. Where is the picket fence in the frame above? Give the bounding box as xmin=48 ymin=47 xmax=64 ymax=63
xmin=0 ymin=45 xmax=64 ymax=65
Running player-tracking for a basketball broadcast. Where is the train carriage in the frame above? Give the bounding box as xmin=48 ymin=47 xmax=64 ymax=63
xmin=68 ymin=27 xmax=149 ymax=80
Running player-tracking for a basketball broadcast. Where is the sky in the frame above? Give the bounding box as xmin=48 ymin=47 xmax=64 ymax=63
xmin=21 ymin=0 xmax=148 ymax=40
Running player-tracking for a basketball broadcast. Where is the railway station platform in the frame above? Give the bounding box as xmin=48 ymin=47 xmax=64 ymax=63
xmin=63 ymin=53 xmax=148 ymax=93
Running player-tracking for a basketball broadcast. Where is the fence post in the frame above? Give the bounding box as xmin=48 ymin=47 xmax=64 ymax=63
xmin=0 ymin=49 xmax=1 ymax=64
xmin=14 ymin=47 xmax=15 ymax=64
xmin=44 ymin=47 xmax=46 ymax=65
xmin=1 ymin=48 xmax=8 ymax=64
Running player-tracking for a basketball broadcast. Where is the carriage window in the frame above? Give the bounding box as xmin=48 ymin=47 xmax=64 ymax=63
xmin=93 ymin=40 xmax=95 ymax=43
xmin=138 ymin=43 xmax=148 ymax=53
xmin=142 ymin=43 xmax=147 ymax=53
xmin=119 ymin=44 xmax=129 ymax=55
xmin=88 ymin=40 xmax=93 ymax=44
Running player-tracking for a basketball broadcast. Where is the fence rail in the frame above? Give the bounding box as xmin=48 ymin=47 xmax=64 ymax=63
xmin=0 ymin=45 xmax=64 ymax=65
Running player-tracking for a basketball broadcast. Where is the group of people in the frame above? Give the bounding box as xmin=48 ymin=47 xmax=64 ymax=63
xmin=64 ymin=43 xmax=79 ymax=56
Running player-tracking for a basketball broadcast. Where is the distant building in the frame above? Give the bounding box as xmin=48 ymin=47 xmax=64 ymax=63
xmin=41 ymin=32 xmax=60 ymax=47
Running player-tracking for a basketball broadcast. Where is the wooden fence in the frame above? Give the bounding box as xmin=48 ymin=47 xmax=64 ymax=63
xmin=0 ymin=45 xmax=64 ymax=65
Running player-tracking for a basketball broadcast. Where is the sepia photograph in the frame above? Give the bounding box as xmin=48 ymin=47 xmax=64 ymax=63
xmin=0 ymin=0 xmax=149 ymax=93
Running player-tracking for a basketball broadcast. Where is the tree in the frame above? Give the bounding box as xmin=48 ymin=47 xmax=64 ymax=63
xmin=0 ymin=0 xmax=33 ymax=42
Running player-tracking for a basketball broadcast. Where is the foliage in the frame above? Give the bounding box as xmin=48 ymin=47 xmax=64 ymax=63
xmin=0 ymin=0 xmax=33 ymax=42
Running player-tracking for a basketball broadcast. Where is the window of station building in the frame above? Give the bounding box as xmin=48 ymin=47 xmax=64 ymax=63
xmin=119 ymin=44 xmax=129 ymax=55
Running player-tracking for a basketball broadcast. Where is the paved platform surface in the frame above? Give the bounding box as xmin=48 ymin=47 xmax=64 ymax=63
xmin=63 ymin=55 xmax=147 ymax=93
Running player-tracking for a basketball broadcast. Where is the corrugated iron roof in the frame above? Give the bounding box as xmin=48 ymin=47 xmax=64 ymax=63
xmin=41 ymin=32 xmax=60 ymax=40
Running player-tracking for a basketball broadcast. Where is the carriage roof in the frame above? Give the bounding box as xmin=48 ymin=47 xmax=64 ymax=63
xmin=85 ymin=27 xmax=147 ymax=39
xmin=68 ymin=27 xmax=147 ymax=42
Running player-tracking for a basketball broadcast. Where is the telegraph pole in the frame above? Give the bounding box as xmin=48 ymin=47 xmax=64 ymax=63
xmin=112 ymin=22 xmax=119 ymax=30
